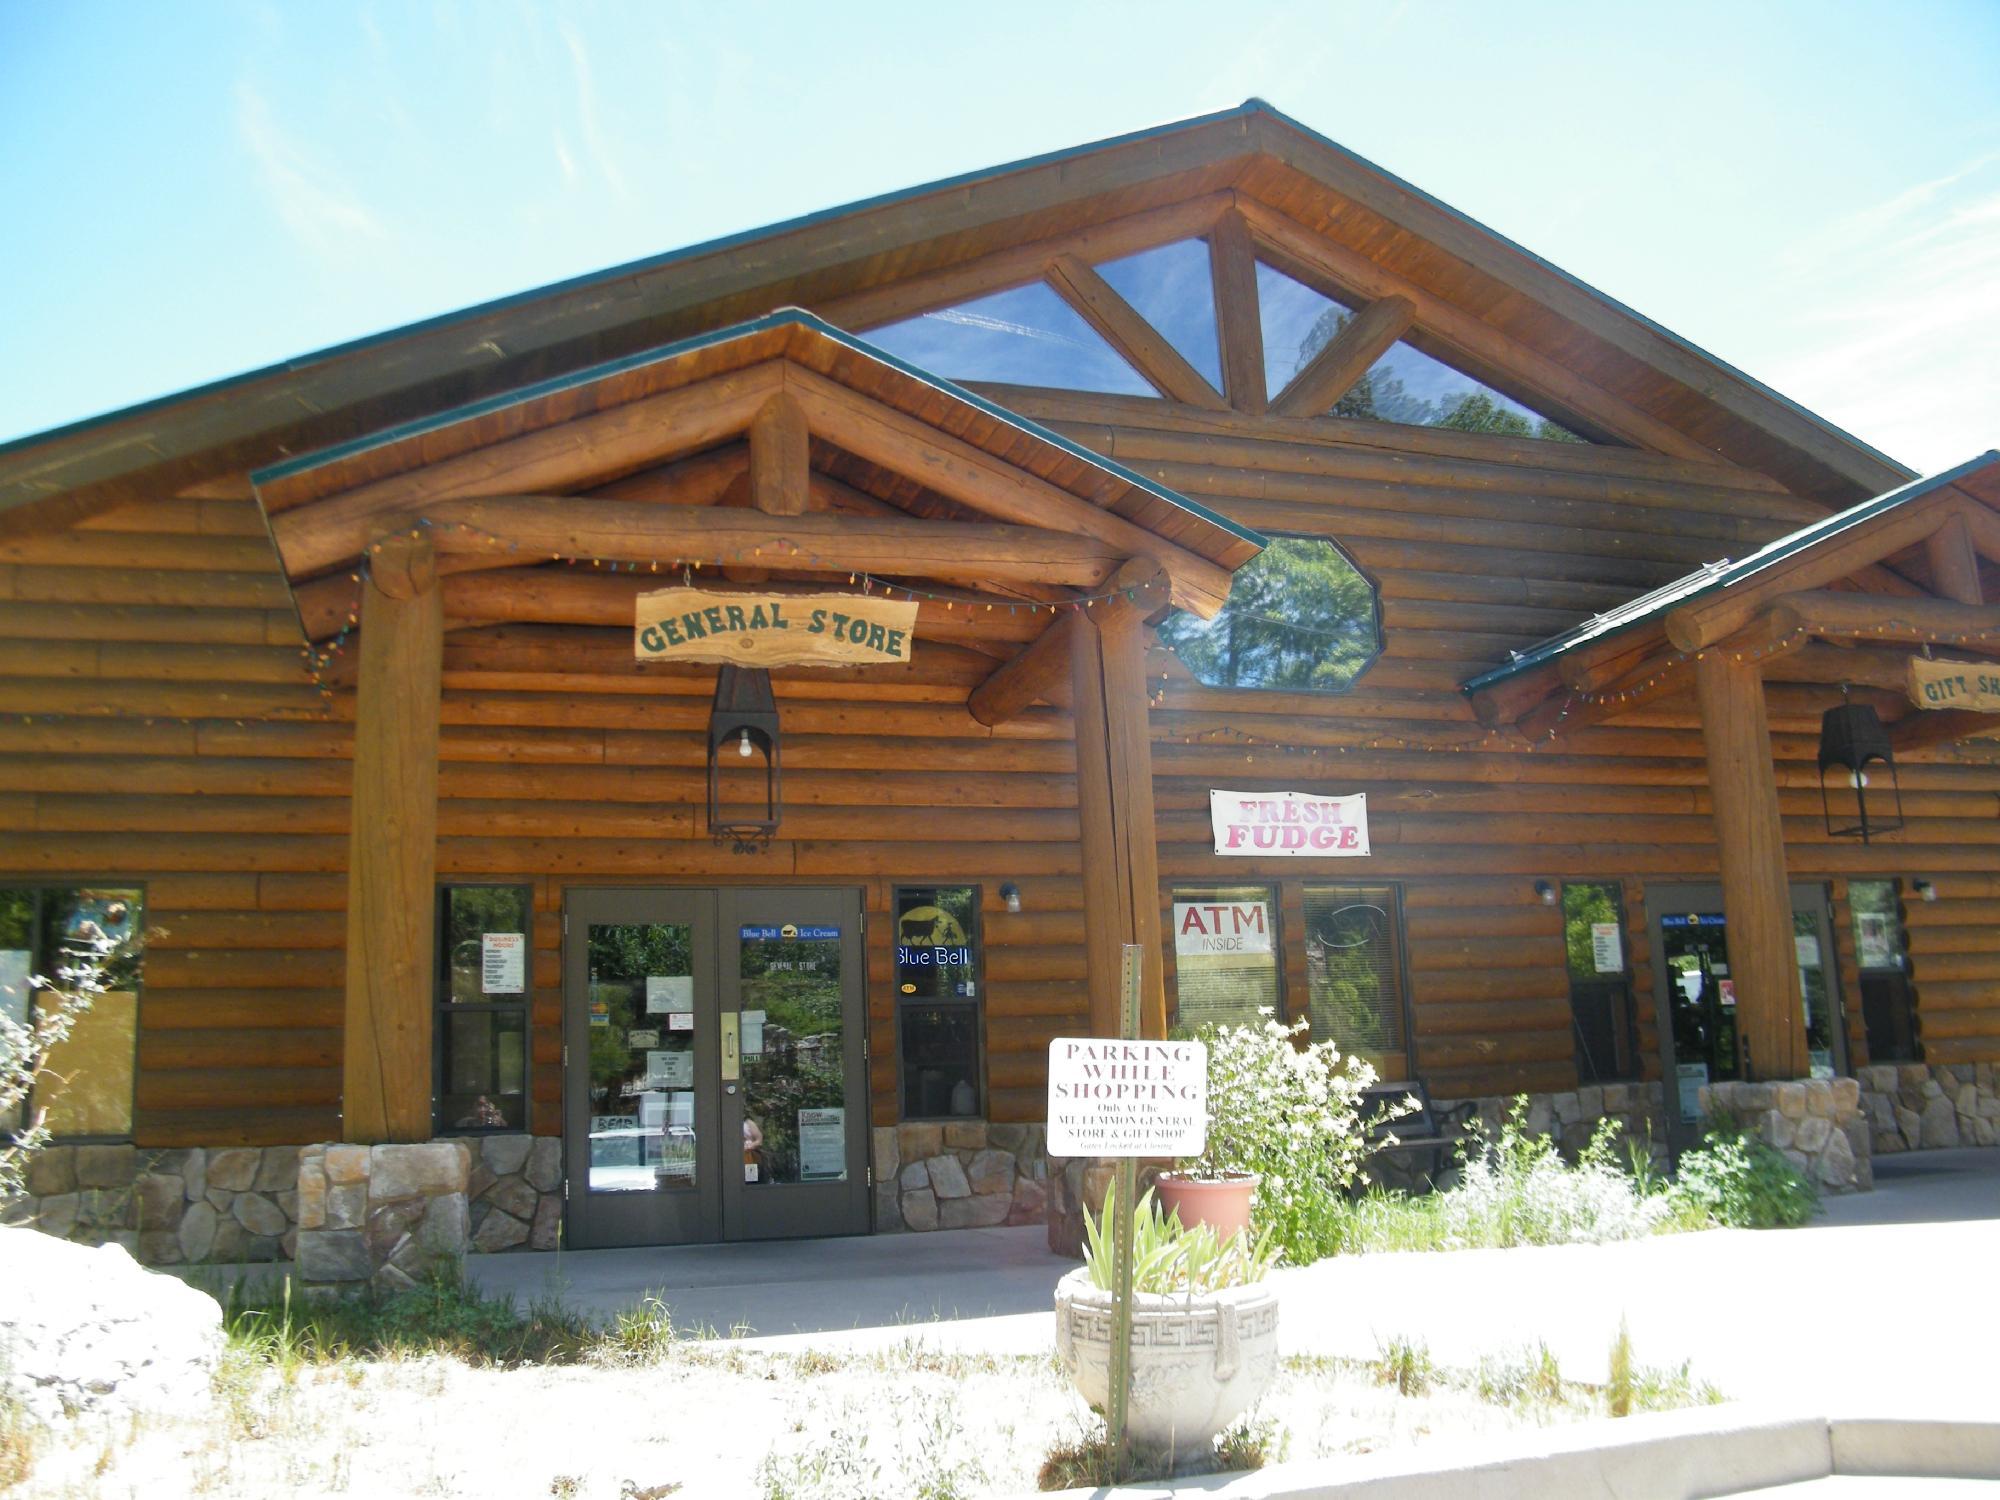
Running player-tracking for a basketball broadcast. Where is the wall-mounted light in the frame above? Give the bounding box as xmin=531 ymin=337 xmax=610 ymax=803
xmin=999 ymin=882 xmax=1022 ymax=914
xmin=1913 ymin=879 xmax=1938 ymax=903
xmin=707 ymin=666 xmax=781 ymax=851
xmin=1534 ymin=879 xmax=1558 ymax=906
xmin=1818 ymin=701 xmax=1903 ymax=844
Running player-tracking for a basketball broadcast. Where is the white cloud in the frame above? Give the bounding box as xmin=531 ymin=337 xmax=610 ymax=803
xmin=1762 ymin=150 xmax=2000 ymax=474
xmin=235 ymin=81 xmax=387 ymax=256
xmin=559 ymin=20 xmax=629 ymax=202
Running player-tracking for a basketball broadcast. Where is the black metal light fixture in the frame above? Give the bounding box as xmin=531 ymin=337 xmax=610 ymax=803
xmin=708 ymin=666 xmax=781 ymax=850
xmin=1817 ymin=699 xmax=1903 ymax=844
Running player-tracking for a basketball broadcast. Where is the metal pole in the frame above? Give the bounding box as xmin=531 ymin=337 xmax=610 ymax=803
xmin=1108 ymin=942 xmax=1143 ymax=1477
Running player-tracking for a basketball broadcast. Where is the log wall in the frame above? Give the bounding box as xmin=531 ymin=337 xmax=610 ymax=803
xmin=4 ymin=402 xmax=1998 ymax=1147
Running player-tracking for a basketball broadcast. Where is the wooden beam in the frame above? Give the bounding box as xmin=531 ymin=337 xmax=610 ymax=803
xmin=343 ymin=531 xmax=441 ymax=1143
xmin=782 ymin=365 xmax=1235 ymax=616
xmin=1663 ymin=500 xmax=1964 ymax=651
xmin=1764 ymin=590 xmax=2000 ymax=649
xmin=1269 ymin=295 xmax=1415 ymax=419
xmin=1892 ymin=708 xmax=2000 ymax=754
xmin=967 ymin=612 xmax=1082 ymax=727
xmin=1045 ymin=254 xmax=1227 ymax=410
xmin=1208 ymin=209 xmax=1267 ymax=416
xmin=1764 ymin=643 xmax=1917 ymax=692
xmin=1070 ymin=561 xmax=1171 ymax=1039
xmin=1237 ymin=199 xmax=1728 ymax=462
xmin=268 ymin=362 xmax=784 ymax=578
xmin=749 ymin=392 xmax=810 ymax=516
xmin=1926 ymin=511 xmax=1983 ymax=605
xmin=1694 ymin=653 xmax=1805 ymax=1080
xmin=418 ymin=495 xmax=1130 ymax=590
xmin=1520 ymin=650 xmax=1688 ymax=740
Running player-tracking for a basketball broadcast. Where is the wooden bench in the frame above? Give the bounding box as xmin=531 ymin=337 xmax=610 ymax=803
xmin=1356 ymin=1079 xmax=1478 ymax=1191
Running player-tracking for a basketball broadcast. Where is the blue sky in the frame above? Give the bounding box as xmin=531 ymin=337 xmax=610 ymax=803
xmin=2 ymin=1 xmax=1996 ymax=474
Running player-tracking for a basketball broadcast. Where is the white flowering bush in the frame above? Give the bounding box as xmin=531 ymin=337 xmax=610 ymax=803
xmin=1178 ymin=1013 xmax=1392 ymax=1262
xmin=1 ymin=930 xmax=114 ymax=1200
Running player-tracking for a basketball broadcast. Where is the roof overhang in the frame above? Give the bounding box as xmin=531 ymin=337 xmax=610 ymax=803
xmin=1465 ymin=452 xmax=2000 ymax=747
xmin=3 ymin=100 xmax=1914 ymax=537
xmin=251 ymin=309 xmax=1264 ymax=633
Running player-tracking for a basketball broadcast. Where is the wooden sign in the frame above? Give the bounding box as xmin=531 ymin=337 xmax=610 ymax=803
xmin=1209 ymin=789 xmax=1370 ymax=856
xmin=634 ymin=588 xmax=918 ymax=667
xmin=1907 ymin=656 xmax=2000 ymax=713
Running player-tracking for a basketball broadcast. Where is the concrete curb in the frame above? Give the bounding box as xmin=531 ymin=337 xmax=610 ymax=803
xmin=1034 ymin=1404 xmax=2000 ymax=1499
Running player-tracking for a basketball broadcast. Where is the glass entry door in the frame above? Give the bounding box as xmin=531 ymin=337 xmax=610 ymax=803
xmin=562 ymin=887 xmax=869 ymax=1250
xmin=1645 ymin=882 xmax=1848 ymax=1141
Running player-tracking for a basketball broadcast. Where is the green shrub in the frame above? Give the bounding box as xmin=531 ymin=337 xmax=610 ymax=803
xmin=1669 ymin=1121 xmax=1822 ymax=1229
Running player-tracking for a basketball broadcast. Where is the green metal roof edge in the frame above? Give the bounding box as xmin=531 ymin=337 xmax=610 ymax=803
xmin=1237 ymin=98 xmax=1910 ymax=485
xmin=250 ymin=306 xmax=1269 ymax=555
xmin=0 ymin=102 xmax=1267 ymax=464
xmin=1462 ymin=450 xmax=2000 ymax=694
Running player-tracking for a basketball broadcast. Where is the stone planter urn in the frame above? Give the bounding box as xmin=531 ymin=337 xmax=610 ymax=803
xmin=1154 ymin=1171 xmax=1258 ymax=1241
xmin=1053 ymin=1266 xmax=1280 ymax=1451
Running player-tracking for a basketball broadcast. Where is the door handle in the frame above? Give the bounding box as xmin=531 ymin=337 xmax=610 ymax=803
xmin=721 ymin=1012 xmax=740 ymax=1081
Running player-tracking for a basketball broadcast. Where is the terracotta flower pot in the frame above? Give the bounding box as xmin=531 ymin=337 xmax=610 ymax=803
xmin=1154 ymin=1171 xmax=1258 ymax=1241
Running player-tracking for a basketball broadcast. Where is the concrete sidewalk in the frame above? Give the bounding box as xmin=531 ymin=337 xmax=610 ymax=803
xmin=462 ymin=1147 xmax=2000 ymax=1404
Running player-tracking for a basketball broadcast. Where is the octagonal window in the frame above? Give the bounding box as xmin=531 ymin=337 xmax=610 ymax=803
xmin=1156 ymin=535 xmax=1380 ymax=693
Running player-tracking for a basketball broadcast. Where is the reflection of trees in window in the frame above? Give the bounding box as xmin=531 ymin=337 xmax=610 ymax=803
xmin=1297 ymin=307 xmax=1584 ymax=443
xmin=1156 ymin=535 xmax=1379 ymax=692
xmin=1562 ymin=882 xmax=1622 ymax=978
xmin=1303 ymin=887 xmax=1404 ymax=1058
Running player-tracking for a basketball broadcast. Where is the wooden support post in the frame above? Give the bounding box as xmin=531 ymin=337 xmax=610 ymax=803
xmin=1926 ymin=512 xmax=1984 ymax=606
xmin=1269 ymin=294 xmax=1416 ymax=418
xmin=1694 ymin=652 xmax=1805 ymax=1080
xmin=1046 ymin=254 xmax=1228 ymax=410
xmin=1069 ymin=562 xmax=1170 ymax=1040
xmin=749 ymin=391 xmax=811 ymax=516
xmin=968 ymin=611 xmax=1082 ymax=726
xmin=343 ymin=530 xmax=443 ymax=1143
xmin=1208 ymin=209 xmax=1267 ymax=416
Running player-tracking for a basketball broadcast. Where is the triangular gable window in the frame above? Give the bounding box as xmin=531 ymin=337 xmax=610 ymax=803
xmin=864 ymin=282 xmax=1158 ymax=396
xmin=1255 ymin=261 xmax=1357 ymax=400
xmin=1094 ymin=239 xmax=1223 ymax=394
xmin=1339 ymin=340 xmax=1585 ymax=443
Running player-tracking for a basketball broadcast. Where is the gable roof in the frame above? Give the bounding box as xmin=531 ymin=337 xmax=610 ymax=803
xmin=0 ymin=99 xmax=1913 ymax=537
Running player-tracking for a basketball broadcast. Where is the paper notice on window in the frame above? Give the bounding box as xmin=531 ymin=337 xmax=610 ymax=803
xmin=741 ymin=1009 xmax=766 ymax=1056
xmin=798 ymin=1107 xmax=846 ymax=1181
xmin=627 ymin=1029 xmax=660 ymax=1050
xmin=481 ymin=933 xmax=526 ymax=995
xmin=1590 ymin=922 xmax=1623 ymax=974
xmin=1677 ymin=1062 xmax=1708 ymax=1118
xmin=1717 ymin=979 xmax=1737 ymax=1008
xmin=1795 ymin=934 xmax=1821 ymax=970
xmin=0 ymin=950 xmax=29 ymax=1029
xmin=646 ymin=975 xmax=693 ymax=1014
xmin=1856 ymin=914 xmax=1895 ymax=970
xmin=645 ymin=1049 xmax=693 ymax=1089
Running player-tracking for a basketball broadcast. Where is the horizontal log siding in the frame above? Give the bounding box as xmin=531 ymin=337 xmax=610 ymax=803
xmin=1032 ymin=397 xmax=2000 ymax=1095
xmin=9 ymin=408 xmax=2000 ymax=1146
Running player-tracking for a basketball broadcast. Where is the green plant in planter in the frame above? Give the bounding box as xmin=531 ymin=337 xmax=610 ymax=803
xmin=1172 ymin=1013 xmax=1404 ymax=1261
xmin=1081 ymin=1182 xmax=1276 ymax=1295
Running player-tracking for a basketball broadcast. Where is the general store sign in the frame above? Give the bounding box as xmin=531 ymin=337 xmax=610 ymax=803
xmin=1907 ymin=656 xmax=2000 ymax=713
xmin=1046 ymin=1038 xmax=1207 ymax=1157
xmin=634 ymin=588 xmax=918 ymax=668
xmin=1209 ymin=789 xmax=1370 ymax=857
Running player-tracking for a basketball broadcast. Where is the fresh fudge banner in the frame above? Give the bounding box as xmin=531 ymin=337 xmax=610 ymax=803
xmin=1209 ymin=789 xmax=1369 ymax=857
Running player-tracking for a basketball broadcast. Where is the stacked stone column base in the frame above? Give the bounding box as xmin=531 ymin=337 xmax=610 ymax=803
xmin=295 ymin=1141 xmax=473 ymax=1293
xmin=1698 ymin=1077 xmax=1871 ymax=1192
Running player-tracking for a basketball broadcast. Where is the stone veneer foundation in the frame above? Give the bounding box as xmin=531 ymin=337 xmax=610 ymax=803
xmin=871 ymin=1120 xmax=1047 ymax=1232
xmin=4 ymin=1134 xmax=561 ymax=1266
xmin=1698 ymin=1077 xmax=1871 ymax=1192
xmin=1857 ymin=1062 xmax=2000 ymax=1153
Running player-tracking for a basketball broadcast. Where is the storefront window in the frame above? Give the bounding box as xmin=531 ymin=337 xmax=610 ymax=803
xmin=1302 ymin=885 xmax=1407 ymax=1066
xmin=1848 ymin=879 xmax=1919 ymax=1062
xmin=1563 ymin=881 xmax=1638 ymax=1082
xmin=1170 ymin=885 xmax=1281 ymax=1031
xmin=435 ymin=884 xmax=531 ymax=1133
xmin=894 ymin=886 xmax=981 ymax=1119
xmin=0 ymin=885 xmax=143 ymax=1139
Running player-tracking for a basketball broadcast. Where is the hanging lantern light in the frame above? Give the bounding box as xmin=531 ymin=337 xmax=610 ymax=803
xmin=707 ymin=666 xmax=781 ymax=850
xmin=1817 ymin=699 xmax=1902 ymax=843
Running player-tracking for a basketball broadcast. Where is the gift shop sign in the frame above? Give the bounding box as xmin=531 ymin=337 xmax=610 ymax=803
xmin=1908 ymin=656 xmax=2000 ymax=713
xmin=1209 ymin=790 xmax=1369 ymax=857
xmin=1046 ymin=1039 xmax=1207 ymax=1157
xmin=635 ymin=588 xmax=918 ymax=668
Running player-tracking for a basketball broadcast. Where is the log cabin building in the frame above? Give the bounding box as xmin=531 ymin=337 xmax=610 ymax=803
xmin=4 ymin=100 xmax=1997 ymax=1264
